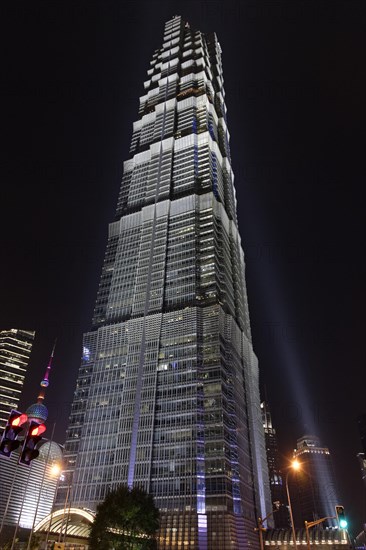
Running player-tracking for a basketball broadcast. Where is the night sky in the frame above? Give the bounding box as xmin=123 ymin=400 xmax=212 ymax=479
xmin=2 ymin=0 xmax=365 ymax=532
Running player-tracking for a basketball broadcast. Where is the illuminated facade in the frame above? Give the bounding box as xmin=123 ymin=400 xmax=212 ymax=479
xmin=291 ymin=435 xmax=339 ymax=527
xmin=0 ymin=329 xmax=35 ymax=430
xmin=264 ymin=527 xmax=349 ymax=549
xmin=61 ymin=15 xmax=271 ymax=549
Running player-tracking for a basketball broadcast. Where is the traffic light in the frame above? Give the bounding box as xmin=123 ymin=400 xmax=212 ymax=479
xmin=335 ymin=505 xmax=348 ymax=529
xmin=0 ymin=410 xmax=28 ymax=457
xmin=19 ymin=421 xmax=46 ymax=466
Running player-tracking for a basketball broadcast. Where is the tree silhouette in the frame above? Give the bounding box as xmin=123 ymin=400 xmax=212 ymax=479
xmin=89 ymin=485 xmax=159 ymax=550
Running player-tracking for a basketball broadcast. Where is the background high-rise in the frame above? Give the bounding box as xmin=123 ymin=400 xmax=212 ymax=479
xmin=261 ymin=401 xmax=289 ymax=528
xmin=357 ymin=414 xmax=366 ymax=490
xmin=0 ymin=329 xmax=35 ymax=430
xmin=291 ymin=435 xmax=339 ymax=527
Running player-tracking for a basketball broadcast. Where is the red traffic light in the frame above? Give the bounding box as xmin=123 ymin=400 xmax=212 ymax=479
xmin=29 ymin=424 xmax=46 ymax=437
xmin=10 ymin=414 xmax=28 ymax=427
xmin=0 ymin=410 xmax=28 ymax=458
xmin=19 ymin=421 xmax=46 ymax=466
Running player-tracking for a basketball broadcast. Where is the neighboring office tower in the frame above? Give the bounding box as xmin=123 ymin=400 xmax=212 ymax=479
xmin=0 ymin=329 xmax=35 ymax=431
xmin=291 ymin=435 xmax=339 ymax=527
xmin=261 ymin=401 xmax=289 ymax=528
xmin=61 ymin=15 xmax=271 ymax=549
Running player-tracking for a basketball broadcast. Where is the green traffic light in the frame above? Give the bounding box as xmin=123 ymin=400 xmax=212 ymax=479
xmin=339 ymin=519 xmax=347 ymax=529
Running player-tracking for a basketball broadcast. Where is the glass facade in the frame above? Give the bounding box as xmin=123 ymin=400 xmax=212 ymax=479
xmin=61 ymin=15 xmax=271 ymax=549
xmin=0 ymin=329 xmax=35 ymax=430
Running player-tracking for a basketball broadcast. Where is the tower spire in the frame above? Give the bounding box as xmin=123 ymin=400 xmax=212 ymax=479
xmin=26 ymin=340 xmax=57 ymax=425
xmin=37 ymin=339 xmax=56 ymax=403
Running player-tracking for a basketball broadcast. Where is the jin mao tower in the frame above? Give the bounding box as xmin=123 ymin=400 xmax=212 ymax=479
xmin=62 ymin=16 xmax=271 ymax=549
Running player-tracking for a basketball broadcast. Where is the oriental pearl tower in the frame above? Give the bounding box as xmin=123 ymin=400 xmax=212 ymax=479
xmin=25 ymin=341 xmax=56 ymax=426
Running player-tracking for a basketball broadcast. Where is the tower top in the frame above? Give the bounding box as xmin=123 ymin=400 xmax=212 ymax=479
xmin=26 ymin=340 xmax=56 ymax=424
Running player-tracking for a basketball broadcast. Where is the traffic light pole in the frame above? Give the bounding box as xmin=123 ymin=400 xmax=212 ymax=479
xmin=10 ymin=461 xmax=33 ymax=550
xmin=0 ymin=410 xmax=29 ymax=537
xmin=0 ymin=457 xmax=21 ymax=536
xmin=254 ymin=517 xmax=267 ymax=550
xmin=254 ymin=505 xmax=281 ymax=550
xmin=304 ymin=516 xmax=336 ymax=550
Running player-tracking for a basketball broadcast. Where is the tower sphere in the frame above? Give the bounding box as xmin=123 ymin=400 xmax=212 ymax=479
xmin=26 ymin=402 xmax=48 ymax=424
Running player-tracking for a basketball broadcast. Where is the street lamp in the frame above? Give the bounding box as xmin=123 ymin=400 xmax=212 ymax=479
xmin=51 ymin=464 xmax=62 ymax=477
xmin=285 ymin=459 xmax=301 ymax=550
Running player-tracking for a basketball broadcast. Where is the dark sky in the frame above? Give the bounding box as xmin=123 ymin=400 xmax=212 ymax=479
xmin=2 ymin=0 xmax=365 ymax=532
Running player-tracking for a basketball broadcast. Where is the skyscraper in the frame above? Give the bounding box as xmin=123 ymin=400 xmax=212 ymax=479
xmin=61 ymin=15 xmax=271 ymax=549
xmin=261 ymin=401 xmax=289 ymax=528
xmin=357 ymin=414 xmax=366 ymax=489
xmin=0 ymin=329 xmax=35 ymax=430
xmin=291 ymin=435 xmax=339 ymax=527
xmin=357 ymin=414 xmax=366 ymax=454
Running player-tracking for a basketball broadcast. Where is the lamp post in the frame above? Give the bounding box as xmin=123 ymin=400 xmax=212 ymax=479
xmin=58 ymin=473 xmax=72 ymax=544
xmin=285 ymin=459 xmax=301 ymax=550
xmin=62 ymin=483 xmax=73 ymax=545
xmin=44 ymin=463 xmax=62 ymax=549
